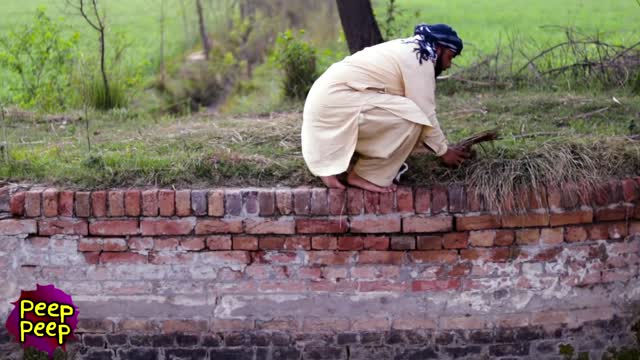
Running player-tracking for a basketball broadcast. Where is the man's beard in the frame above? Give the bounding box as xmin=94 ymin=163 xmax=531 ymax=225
xmin=434 ymin=56 xmax=444 ymax=78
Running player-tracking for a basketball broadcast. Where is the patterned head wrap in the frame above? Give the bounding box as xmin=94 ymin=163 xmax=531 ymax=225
xmin=409 ymin=23 xmax=463 ymax=64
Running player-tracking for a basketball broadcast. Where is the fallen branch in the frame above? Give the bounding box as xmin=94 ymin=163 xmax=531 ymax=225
xmin=556 ymin=107 xmax=610 ymax=122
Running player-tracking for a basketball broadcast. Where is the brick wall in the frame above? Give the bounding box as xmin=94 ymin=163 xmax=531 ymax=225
xmin=0 ymin=180 xmax=639 ymax=359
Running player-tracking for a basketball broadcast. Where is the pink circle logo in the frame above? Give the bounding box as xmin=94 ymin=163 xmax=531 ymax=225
xmin=5 ymin=284 xmax=79 ymax=358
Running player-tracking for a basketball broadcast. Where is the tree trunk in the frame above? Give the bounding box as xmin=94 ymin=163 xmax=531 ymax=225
xmin=336 ymin=0 xmax=384 ymax=54
xmin=99 ymin=28 xmax=110 ymax=106
xmin=195 ymin=0 xmax=211 ymax=60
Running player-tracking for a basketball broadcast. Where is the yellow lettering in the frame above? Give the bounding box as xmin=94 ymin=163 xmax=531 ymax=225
xmin=19 ymin=321 xmax=33 ymax=342
xmin=45 ymin=322 xmax=57 ymax=337
xmin=58 ymin=325 xmax=71 ymax=345
xmin=34 ymin=322 xmax=45 ymax=337
xmin=48 ymin=303 xmax=59 ymax=318
xmin=20 ymin=300 xmax=34 ymax=319
xmin=34 ymin=302 xmax=46 ymax=316
xmin=60 ymin=305 xmax=74 ymax=323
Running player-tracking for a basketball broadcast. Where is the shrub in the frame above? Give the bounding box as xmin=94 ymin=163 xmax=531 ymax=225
xmin=273 ymin=30 xmax=317 ymax=100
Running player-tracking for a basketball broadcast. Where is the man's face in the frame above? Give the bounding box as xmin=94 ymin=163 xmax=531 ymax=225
xmin=435 ymin=47 xmax=456 ymax=77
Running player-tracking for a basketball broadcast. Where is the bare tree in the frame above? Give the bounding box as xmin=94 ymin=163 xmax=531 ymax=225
xmin=67 ymin=0 xmax=110 ymax=104
xmin=336 ymin=0 xmax=384 ymax=54
xmin=195 ymin=0 xmax=212 ymax=60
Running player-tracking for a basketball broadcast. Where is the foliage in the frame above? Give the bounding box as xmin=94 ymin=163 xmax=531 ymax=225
xmin=377 ymin=0 xmax=421 ymax=39
xmin=273 ymin=30 xmax=318 ymax=100
xmin=0 ymin=8 xmax=79 ymax=111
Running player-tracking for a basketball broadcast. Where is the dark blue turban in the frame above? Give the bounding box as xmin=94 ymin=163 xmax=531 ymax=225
xmin=410 ymin=23 xmax=463 ymax=64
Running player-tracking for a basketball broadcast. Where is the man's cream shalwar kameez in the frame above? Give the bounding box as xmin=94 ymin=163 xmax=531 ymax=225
xmin=302 ymin=38 xmax=448 ymax=187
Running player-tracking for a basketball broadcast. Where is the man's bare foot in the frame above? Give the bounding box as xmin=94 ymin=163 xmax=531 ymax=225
xmin=321 ymin=175 xmax=346 ymax=189
xmin=346 ymin=171 xmax=396 ymax=193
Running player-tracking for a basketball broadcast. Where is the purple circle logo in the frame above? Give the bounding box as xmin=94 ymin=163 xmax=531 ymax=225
xmin=5 ymin=284 xmax=79 ymax=358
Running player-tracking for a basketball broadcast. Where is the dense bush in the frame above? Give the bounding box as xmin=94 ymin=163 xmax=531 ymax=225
xmin=273 ymin=30 xmax=317 ymax=100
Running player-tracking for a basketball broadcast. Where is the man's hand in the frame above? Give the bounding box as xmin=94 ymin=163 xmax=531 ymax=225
xmin=440 ymin=146 xmax=471 ymax=168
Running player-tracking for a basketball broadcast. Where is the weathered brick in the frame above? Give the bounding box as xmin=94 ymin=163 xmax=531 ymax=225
xmin=0 ymin=219 xmax=37 ymax=235
xmin=412 ymin=279 xmax=461 ymax=292
xmin=357 ymin=251 xmax=404 ymax=265
xmin=303 ymin=318 xmax=349 ymax=332
xmin=43 ymin=188 xmax=59 ymax=217
xmin=25 ymin=190 xmax=42 ymax=217
xmin=466 ymin=188 xmax=483 ymax=212
xmin=200 ymin=251 xmax=251 ymax=265
xmin=515 ymin=229 xmax=540 ymax=245
xmin=128 ymin=237 xmax=154 ymax=251
xmin=608 ymin=222 xmax=628 ymax=240
xmin=363 ymin=191 xmax=380 ymax=214
xmin=180 ymin=237 xmax=205 ymax=251
xmin=379 ymin=192 xmax=395 ymax=214
xmin=283 ymin=236 xmax=311 ymax=250
xmin=207 ymin=235 xmax=232 ymax=250
xmin=91 ymin=191 xmax=107 ymax=217
xmin=396 ymin=186 xmax=414 ymax=213
xmin=90 ymin=220 xmax=138 ymax=236
xmin=312 ymin=236 xmax=337 ymax=250
xmin=531 ymin=311 xmax=570 ymax=325
xmin=443 ymin=232 xmax=468 ymax=249
xmin=141 ymin=218 xmax=195 ymax=236
xmin=338 ymin=236 xmax=364 ymax=250
xmin=363 ymin=236 xmax=390 ymax=250
xmin=293 ymin=187 xmax=311 ymax=215
xmin=440 ymin=316 xmax=487 ymax=329
xmin=351 ymin=216 xmax=401 ymax=233
xmin=258 ymin=190 xmax=275 ymax=216
xmin=431 ymin=185 xmax=448 ymax=214
xmin=58 ymin=191 xmax=74 ymax=217
xmin=448 ymin=184 xmax=466 ymax=213
xmin=392 ymin=317 xmax=438 ymax=330
xmin=608 ymin=180 xmax=624 ymax=203
xmin=208 ymin=190 xmax=225 ymax=216
xmin=540 ymin=228 xmax=564 ymax=245
xmin=328 ymin=188 xmax=347 ymax=215
xmin=195 ymin=219 xmax=243 ymax=234
xmin=0 ymin=186 xmax=8 ymax=212
xmin=358 ymin=281 xmax=407 ymax=292
xmin=162 ymin=320 xmax=208 ymax=333
xmin=460 ymin=248 xmax=510 ymax=262
xmin=417 ymin=236 xmax=442 ymax=250
xmin=275 ymin=189 xmax=293 ymax=215
xmin=391 ymin=236 xmax=415 ymax=250
xmin=307 ymin=251 xmax=354 ymax=265
xmin=158 ymin=189 xmax=175 ymax=216
xmin=546 ymin=184 xmax=562 ymax=210
xmin=230 ymin=236 xmax=257 ymax=250
xmin=102 ymin=238 xmax=127 ymax=252
xmin=403 ymin=216 xmax=452 ymax=233
xmin=225 ymin=189 xmax=243 ymax=216
xmin=243 ymin=190 xmax=259 ymax=216
xmin=347 ymin=187 xmax=364 ymax=215
xmin=415 ymin=188 xmax=430 ymax=214
xmin=105 ymin=191 xmax=124 ymax=217
xmin=469 ymin=230 xmax=495 ymax=247
xmin=39 ymin=219 xmax=87 ymax=236
xmin=175 ymin=190 xmax=191 ymax=216
xmin=409 ymin=250 xmax=457 ymax=264
xmin=565 ymin=226 xmax=588 ymax=242
xmin=75 ymin=191 xmax=91 ymax=217
xmin=495 ymin=230 xmax=514 ymax=246
xmin=100 ymin=252 xmax=147 ymax=264
xmin=246 ymin=218 xmax=296 ymax=234
xmin=124 ymin=190 xmax=141 ymax=217
xmin=142 ymin=190 xmax=159 ymax=216
xmin=310 ymin=188 xmax=329 ymax=215
xmin=622 ymin=178 xmax=639 ymax=202
xmin=549 ymin=209 xmax=594 ymax=226
xmin=455 ymin=214 xmax=500 ymax=231
xmin=10 ymin=192 xmax=25 ymax=216
xmin=595 ymin=206 xmax=629 ymax=222
xmin=259 ymin=237 xmax=286 ymax=250
xmin=501 ymin=212 xmax=549 ymax=228
xmin=296 ymin=218 xmax=348 ymax=233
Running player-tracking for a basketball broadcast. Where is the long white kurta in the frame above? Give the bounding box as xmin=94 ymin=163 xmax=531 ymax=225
xmin=301 ymin=38 xmax=449 ymax=186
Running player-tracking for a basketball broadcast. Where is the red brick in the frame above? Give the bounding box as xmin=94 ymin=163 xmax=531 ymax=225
xmin=175 ymin=190 xmax=191 ymax=216
xmin=38 ymin=219 xmax=87 ymax=236
xmin=124 ymin=190 xmax=141 ymax=217
xmin=283 ymin=236 xmax=311 ymax=250
xmin=106 ymin=191 xmax=124 ymax=217
xmin=546 ymin=185 xmax=562 ymax=210
xmin=73 ymin=192 xmax=90 ymax=217
xmin=516 ymin=229 xmax=540 ymax=245
xmin=338 ymin=236 xmax=365 ymax=250
xmin=42 ymin=189 xmax=59 ymax=217
xmin=347 ymin=188 xmax=364 ymax=215
xmin=391 ymin=236 xmax=415 ymax=250
xmin=595 ymin=207 xmax=630 ymax=222
xmin=141 ymin=218 xmax=195 ymax=236
xmin=431 ymin=185 xmax=448 ymax=214
xmin=312 ymin=236 xmax=337 ymax=250
xmin=460 ymin=248 xmax=511 ymax=262
xmin=440 ymin=316 xmax=488 ymax=329
xmin=469 ymin=230 xmax=495 ymax=247
xmin=307 ymin=251 xmax=354 ymax=265
xmin=351 ymin=318 xmax=391 ymax=331
xmin=455 ymin=214 xmax=500 ymax=231
xmin=162 ymin=320 xmax=208 ymax=334
xmin=302 ymin=318 xmax=349 ymax=332
xmin=90 ymin=220 xmax=138 ymax=236
xmin=363 ymin=236 xmax=390 ymax=250
xmin=232 ymin=236 xmax=258 ymax=250
xmin=207 ymin=235 xmax=232 ymax=250
xmin=447 ymin=185 xmax=466 ymax=213
xmin=259 ymin=237 xmax=286 ymax=250
xmin=246 ymin=218 xmax=296 ymax=234
xmin=622 ymin=179 xmax=639 ymax=202
xmin=141 ymin=190 xmax=159 ymax=216
xmin=180 ymin=237 xmax=205 ymax=251
xmin=412 ymin=279 xmax=461 ymax=292
xmin=293 ymin=187 xmax=311 ymax=215
xmin=212 ymin=319 xmax=255 ymax=331
xmin=208 ymin=190 xmax=224 ymax=216
xmin=296 ymin=218 xmax=348 ymax=234
xmin=195 ymin=219 xmax=243 ymax=234
xmin=550 ymin=210 xmax=593 ymax=226
xmin=403 ymin=216 xmax=452 ymax=233
xmin=258 ymin=190 xmax=275 ymax=216
xmin=199 ymin=251 xmax=251 ymax=265
xmin=587 ymin=224 xmax=609 ymax=240
xmin=358 ymin=251 xmax=405 ymax=265
xmin=83 ymin=252 xmax=100 ymax=265
xmin=363 ymin=191 xmax=379 ymax=214
xmin=153 ymin=238 xmax=179 ymax=250
xmin=0 ymin=219 xmax=37 ymax=235
xmin=528 ymin=187 xmax=548 ymax=210
xmin=328 ymin=188 xmax=347 ymax=215
xmin=501 ymin=212 xmax=549 ymax=228
xmin=91 ymin=191 xmax=107 ymax=217
xmin=392 ymin=317 xmax=438 ymax=330
xmin=443 ymin=232 xmax=468 ymax=249
xmin=409 ymin=250 xmax=457 ymax=264
xmin=351 ymin=217 xmax=401 ymax=233
xmin=225 ymin=189 xmax=242 ymax=216
xmin=358 ymin=280 xmax=408 ymax=292
xmin=10 ymin=192 xmax=25 ymax=216
xmin=310 ymin=188 xmax=329 ymax=215
xmin=25 ymin=190 xmax=41 ymax=217
xmin=243 ymin=190 xmax=259 ymax=216
xmin=608 ymin=180 xmax=624 ymax=203
xmin=534 ymin=247 xmax=563 ymax=262
xmin=415 ymin=188 xmax=430 ymax=214
xmin=275 ymin=189 xmax=293 ymax=215
xmin=157 ymin=190 xmax=175 ymax=216
xmin=565 ymin=226 xmax=588 ymax=242
xmin=417 ymin=236 xmax=442 ymax=250
xmin=191 ymin=191 xmax=207 ymax=216
xmin=378 ymin=192 xmax=395 ymax=214
xmin=58 ymin=191 xmax=74 ymax=217
xmin=540 ymin=228 xmax=564 ymax=245
xmin=466 ymin=188 xmax=483 ymax=212
xmin=128 ymin=237 xmax=154 ymax=251
xmin=448 ymin=262 xmax=472 ymax=277
xmin=100 ymin=252 xmax=147 ymax=264
xmin=608 ymin=222 xmax=628 ymax=240
xmin=396 ymin=186 xmax=413 ymax=213
xmin=103 ymin=238 xmax=127 ymax=252
xmin=495 ymin=230 xmax=515 ymax=246
xmin=531 ymin=311 xmax=570 ymax=326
